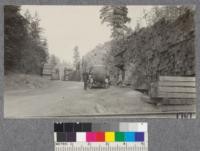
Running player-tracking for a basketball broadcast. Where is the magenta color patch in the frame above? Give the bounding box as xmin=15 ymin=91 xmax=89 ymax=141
xmin=86 ymin=132 xmax=96 ymax=142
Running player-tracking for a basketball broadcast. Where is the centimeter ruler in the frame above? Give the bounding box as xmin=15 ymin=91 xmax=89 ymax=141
xmin=54 ymin=122 xmax=148 ymax=151
xmin=55 ymin=142 xmax=147 ymax=151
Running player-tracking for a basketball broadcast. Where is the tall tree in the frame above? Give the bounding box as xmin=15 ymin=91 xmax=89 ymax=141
xmin=4 ymin=6 xmax=49 ymax=75
xmin=49 ymin=54 xmax=60 ymax=68
xmin=4 ymin=5 xmax=29 ymax=72
xmin=73 ymin=46 xmax=80 ymax=70
xmin=100 ymin=6 xmax=131 ymax=39
xmin=22 ymin=10 xmax=48 ymax=74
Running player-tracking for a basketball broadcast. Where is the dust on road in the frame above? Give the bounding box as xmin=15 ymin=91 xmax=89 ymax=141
xmin=4 ymin=81 xmax=161 ymax=118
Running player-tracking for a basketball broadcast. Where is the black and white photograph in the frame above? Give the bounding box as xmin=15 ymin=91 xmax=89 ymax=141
xmin=4 ymin=5 xmax=196 ymax=118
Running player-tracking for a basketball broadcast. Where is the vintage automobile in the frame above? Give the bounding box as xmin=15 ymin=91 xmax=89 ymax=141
xmin=88 ymin=65 xmax=110 ymax=89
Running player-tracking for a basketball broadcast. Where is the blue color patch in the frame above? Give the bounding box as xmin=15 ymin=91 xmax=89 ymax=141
xmin=135 ymin=132 xmax=144 ymax=142
xmin=124 ymin=132 xmax=135 ymax=142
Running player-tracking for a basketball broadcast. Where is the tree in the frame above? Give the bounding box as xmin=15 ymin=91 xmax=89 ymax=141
xmin=4 ymin=6 xmax=49 ymax=75
xmin=143 ymin=6 xmax=193 ymax=26
xmin=29 ymin=12 xmax=42 ymax=40
xmin=4 ymin=5 xmax=29 ymax=72
xmin=49 ymin=54 xmax=60 ymax=68
xmin=22 ymin=10 xmax=48 ymax=74
xmin=100 ymin=6 xmax=131 ymax=39
xmin=73 ymin=46 xmax=80 ymax=70
xmin=134 ymin=22 xmax=141 ymax=32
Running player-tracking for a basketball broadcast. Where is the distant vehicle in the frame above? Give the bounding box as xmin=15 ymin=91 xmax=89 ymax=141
xmin=88 ymin=65 xmax=110 ymax=89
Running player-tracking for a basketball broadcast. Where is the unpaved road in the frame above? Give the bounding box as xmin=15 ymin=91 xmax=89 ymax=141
xmin=4 ymin=81 xmax=188 ymax=118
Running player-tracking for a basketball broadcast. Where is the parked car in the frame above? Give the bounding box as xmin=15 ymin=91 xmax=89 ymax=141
xmin=88 ymin=65 xmax=110 ymax=89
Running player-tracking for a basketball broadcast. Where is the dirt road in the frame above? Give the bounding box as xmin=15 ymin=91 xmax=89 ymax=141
xmin=5 ymin=81 xmax=166 ymax=118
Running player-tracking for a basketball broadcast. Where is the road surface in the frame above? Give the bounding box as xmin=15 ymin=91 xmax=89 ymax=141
xmin=4 ymin=81 xmax=194 ymax=118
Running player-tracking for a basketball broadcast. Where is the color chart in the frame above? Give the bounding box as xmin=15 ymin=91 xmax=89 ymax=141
xmin=54 ymin=122 xmax=148 ymax=151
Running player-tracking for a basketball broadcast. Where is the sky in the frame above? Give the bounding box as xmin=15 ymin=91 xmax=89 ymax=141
xmin=21 ymin=5 xmax=153 ymax=63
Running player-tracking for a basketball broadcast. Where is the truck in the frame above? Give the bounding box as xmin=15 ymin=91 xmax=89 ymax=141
xmin=88 ymin=65 xmax=110 ymax=89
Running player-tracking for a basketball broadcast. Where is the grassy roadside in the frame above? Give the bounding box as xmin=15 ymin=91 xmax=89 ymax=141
xmin=5 ymin=73 xmax=51 ymax=91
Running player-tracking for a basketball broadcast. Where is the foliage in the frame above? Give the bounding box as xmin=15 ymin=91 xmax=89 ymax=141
xmin=143 ymin=6 xmax=193 ymax=26
xmin=4 ymin=6 xmax=48 ymax=75
xmin=100 ymin=6 xmax=131 ymax=39
xmin=49 ymin=54 xmax=60 ymax=68
xmin=73 ymin=46 xmax=80 ymax=70
xmin=102 ymin=6 xmax=195 ymax=88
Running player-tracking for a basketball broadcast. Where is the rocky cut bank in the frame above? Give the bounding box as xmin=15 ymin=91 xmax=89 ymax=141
xmin=83 ymin=9 xmax=195 ymax=91
xmin=110 ymin=9 xmax=195 ymax=90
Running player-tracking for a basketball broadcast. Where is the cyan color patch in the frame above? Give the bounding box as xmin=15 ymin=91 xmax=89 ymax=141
xmin=124 ymin=132 xmax=135 ymax=142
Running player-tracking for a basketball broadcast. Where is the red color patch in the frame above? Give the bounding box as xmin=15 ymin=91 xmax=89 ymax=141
xmin=96 ymin=132 xmax=105 ymax=142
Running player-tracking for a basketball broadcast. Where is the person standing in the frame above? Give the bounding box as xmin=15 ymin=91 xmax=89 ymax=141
xmin=82 ymin=72 xmax=89 ymax=90
xmin=117 ymin=73 xmax=123 ymax=86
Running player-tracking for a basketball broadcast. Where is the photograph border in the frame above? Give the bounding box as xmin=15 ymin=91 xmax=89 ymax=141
xmin=3 ymin=4 xmax=198 ymax=119
xmin=0 ymin=0 xmax=200 ymax=151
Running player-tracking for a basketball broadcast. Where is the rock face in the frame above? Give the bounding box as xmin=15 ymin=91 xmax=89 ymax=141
xmin=84 ymin=10 xmax=195 ymax=90
xmin=120 ymin=10 xmax=195 ymax=89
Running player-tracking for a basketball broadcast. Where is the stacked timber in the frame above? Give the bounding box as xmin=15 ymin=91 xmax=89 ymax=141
xmin=51 ymin=68 xmax=60 ymax=80
xmin=42 ymin=64 xmax=53 ymax=80
xmin=150 ymin=76 xmax=196 ymax=105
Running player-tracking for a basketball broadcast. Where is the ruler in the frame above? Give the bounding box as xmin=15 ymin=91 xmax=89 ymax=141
xmin=55 ymin=142 xmax=147 ymax=151
xmin=54 ymin=122 xmax=148 ymax=151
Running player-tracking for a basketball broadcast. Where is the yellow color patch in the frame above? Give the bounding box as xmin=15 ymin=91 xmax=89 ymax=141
xmin=105 ymin=132 xmax=115 ymax=142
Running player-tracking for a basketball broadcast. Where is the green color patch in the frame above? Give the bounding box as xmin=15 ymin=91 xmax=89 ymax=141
xmin=115 ymin=132 xmax=125 ymax=142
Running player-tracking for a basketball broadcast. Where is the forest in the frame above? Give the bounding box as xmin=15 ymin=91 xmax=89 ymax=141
xmin=4 ymin=5 xmax=48 ymax=75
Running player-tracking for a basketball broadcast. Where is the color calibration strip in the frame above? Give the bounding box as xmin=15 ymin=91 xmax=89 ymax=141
xmin=55 ymin=131 xmax=144 ymax=142
xmin=54 ymin=122 xmax=148 ymax=151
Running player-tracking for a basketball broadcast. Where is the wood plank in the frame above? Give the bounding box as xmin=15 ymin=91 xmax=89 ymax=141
xmin=43 ymin=71 xmax=51 ymax=73
xmin=159 ymin=76 xmax=195 ymax=82
xmin=158 ymin=81 xmax=195 ymax=87
xmin=44 ymin=64 xmax=53 ymax=67
xmin=160 ymin=104 xmax=195 ymax=112
xmin=43 ymin=71 xmax=52 ymax=74
xmin=43 ymin=69 xmax=51 ymax=72
xmin=162 ymin=98 xmax=195 ymax=105
xmin=158 ymin=86 xmax=196 ymax=93
xmin=43 ymin=68 xmax=52 ymax=71
xmin=158 ymin=92 xmax=196 ymax=99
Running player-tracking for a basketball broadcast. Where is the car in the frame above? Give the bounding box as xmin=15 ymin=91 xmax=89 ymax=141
xmin=88 ymin=65 xmax=110 ymax=89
